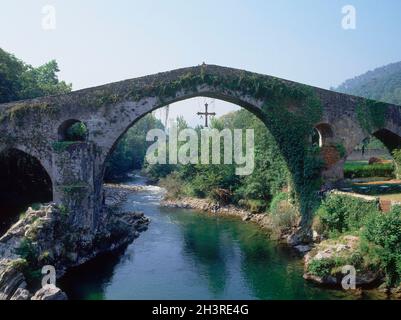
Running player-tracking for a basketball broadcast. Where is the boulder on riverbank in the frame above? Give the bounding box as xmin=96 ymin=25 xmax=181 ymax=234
xmin=0 ymin=196 xmax=150 ymax=300
xmin=31 ymin=285 xmax=67 ymax=300
xmin=303 ymin=235 xmax=382 ymax=288
xmin=0 ymin=259 xmax=27 ymax=300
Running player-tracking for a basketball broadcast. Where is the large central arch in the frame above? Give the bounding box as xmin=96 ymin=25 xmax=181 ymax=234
xmin=84 ymin=72 xmax=324 ymax=240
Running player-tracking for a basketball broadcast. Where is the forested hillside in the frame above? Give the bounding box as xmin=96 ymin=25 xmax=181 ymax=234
xmin=335 ymin=61 xmax=401 ymax=105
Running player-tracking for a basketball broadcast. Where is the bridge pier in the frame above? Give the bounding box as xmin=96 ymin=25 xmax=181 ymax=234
xmin=321 ymin=160 xmax=345 ymax=182
xmin=52 ymin=142 xmax=97 ymax=232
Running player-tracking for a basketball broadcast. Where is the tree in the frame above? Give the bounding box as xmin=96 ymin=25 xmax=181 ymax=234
xmin=0 ymin=48 xmax=71 ymax=103
xmin=105 ymin=114 xmax=164 ymax=180
xmin=145 ymin=109 xmax=289 ymax=212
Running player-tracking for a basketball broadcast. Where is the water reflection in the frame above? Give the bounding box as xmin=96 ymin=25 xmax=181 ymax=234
xmin=60 ymin=180 xmax=358 ymax=300
xmin=168 ymin=210 xmax=230 ymax=297
xmin=59 ymin=247 xmax=127 ymax=300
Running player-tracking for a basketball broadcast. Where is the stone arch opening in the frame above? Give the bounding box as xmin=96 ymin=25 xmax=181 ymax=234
xmin=311 ymin=128 xmax=321 ymax=147
xmin=0 ymin=148 xmax=53 ymax=235
xmin=58 ymin=119 xmax=88 ymax=142
xmin=312 ymin=123 xmax=342 ymax=181
xmin=372 ymin=129 xmax=401 ymax=152
xmin=313 ymin=123 xmax=334 ymax=147
xmin=339 ymin=128 xmax=401 ymax=197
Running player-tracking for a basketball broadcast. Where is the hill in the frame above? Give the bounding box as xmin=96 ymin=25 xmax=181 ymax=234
xmin=335 ymin=61 xmax=401 ymax=105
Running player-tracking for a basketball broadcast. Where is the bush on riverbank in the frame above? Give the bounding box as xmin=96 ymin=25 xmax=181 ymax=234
xmin=362 ymin=206 xmax=401 ymax=286
xmin=310 ymin=193 xmax=401 ymax=288
xmin=305 ymin=234 xmax=382 ymax=286
xmin=314 ymin=193 xmax=380 ymax=237
xmin=159 ymin=172 xmax=184 ymax=199
xmin=269 ymin=192 xmax=299 ymax=237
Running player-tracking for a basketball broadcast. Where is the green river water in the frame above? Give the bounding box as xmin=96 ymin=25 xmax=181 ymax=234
xmin=59 ymin=175 xmax=366 ymax=300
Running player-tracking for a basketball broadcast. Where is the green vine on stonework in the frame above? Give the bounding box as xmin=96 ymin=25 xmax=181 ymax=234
xmin=127 ymin=68 xmax=321 ymax=106
xmin=60 ymin=182 xmax=89 ymax=203
xmin=259 ymin=85 xmax=323 ymax=225
xmin=334 ymin=143 xmax=347 ymax=158
xmin=52 ymin=141 xmax=77 ymax=153
xmin=356 ymin=100 xmax=388 ymax=133
xmin=7 ymin=102 xmax=59 ymax=126
xmin=392 ymin=149 xmax=401 ymax=179
xmin=61 ymin=182 xmax=89 ymax=194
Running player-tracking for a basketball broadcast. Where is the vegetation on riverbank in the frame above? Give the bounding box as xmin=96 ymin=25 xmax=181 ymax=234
xmin=104 ymin=114 xmax=163 ymax=181
xmin=308 ymin=192 xmax=401 ymax=290
xmin=304 ymin=61 xmax=401 ymax=292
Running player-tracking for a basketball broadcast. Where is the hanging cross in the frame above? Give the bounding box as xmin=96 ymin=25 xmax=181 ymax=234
xmin=197 ymin=103 xmax=216 ymax=127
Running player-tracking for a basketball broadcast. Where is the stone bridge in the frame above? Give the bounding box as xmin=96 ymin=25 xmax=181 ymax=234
xmin=1 ymin=64 xmax=401 ymax=234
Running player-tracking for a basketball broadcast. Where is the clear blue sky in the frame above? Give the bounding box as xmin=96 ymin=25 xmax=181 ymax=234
xmin=1 ymin=0 xmax=400 ymax=125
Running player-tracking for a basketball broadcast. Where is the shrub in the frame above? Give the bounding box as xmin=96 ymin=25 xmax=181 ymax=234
xmin=270 ymin=193 xmax=299 ymax=236
xmin=238 ymin=199 xmax=266 ymax=213
xmin=269 ymin=192 xmax=289 ymax=213
xmin=159 ymin=172 xmax=184 ymax=199
xmin=307 ymin=259 xmax=336 ymax=277
xmin=15 ymin=238 xmax=38 ymax=262
xmin=312 ymin=214 xmax=325 ymax=235
xmin=30 ymin=203 xmax=41 ymax=211
xmin=65 ymin=122 xmax=87 ymax=141
xmin=392 ymin=149 xmax=401 ymax=178
xmin=14 ymin=238 xmax=43 ymax=286
xmin=209 ymin=188 xmax=232 ymax=205
xmin=308 ymin=252 xmax=367 ymax=278
xmin=362 ymin=206 xmax=401 ymax=286
xmin=316 ymin=194 xmax=379 ymax=236
xmin=335 ymin=143 xmax=347 ymax=158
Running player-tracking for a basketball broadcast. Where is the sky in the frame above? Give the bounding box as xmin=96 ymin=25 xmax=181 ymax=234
xmin=1 ymin=0 xmax=401 ymax=126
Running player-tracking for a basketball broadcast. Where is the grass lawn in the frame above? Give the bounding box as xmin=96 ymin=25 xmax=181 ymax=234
xmin=339 ymin=160 xmax=401 ymax=201
xmin=344 ymin=160 xmax=394 ymax=179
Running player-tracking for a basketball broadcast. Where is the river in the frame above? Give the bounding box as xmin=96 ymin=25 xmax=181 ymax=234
xmin=59 ymin=175 xmax=358 ymax=300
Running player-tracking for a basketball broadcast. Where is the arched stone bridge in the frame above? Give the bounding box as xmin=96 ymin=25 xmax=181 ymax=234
xmin=1 ymin=64 xmax=401 ymax=233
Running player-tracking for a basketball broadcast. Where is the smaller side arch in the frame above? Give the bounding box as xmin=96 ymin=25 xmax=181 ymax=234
xmin=312 ymin=123 xmax=344 ymax=181
xmin=57 ymin=119 xmax=88 ymax=141
xmin=372 ymin=128 xmax=401 ymax=152
xmin=371 ymin=128 xmax=401 ymax=179
xmin=314 ymin=123 xmax=334 ymax=147
xmin=0 ymin=148 xmax=53 ymax=235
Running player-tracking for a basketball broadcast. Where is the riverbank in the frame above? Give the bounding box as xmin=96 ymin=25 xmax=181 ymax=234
xmin=160 ymin=194 xmax=401 ymax=299
xmin=161 ymin=197 xmax=309 ymax=252
xmin=0 ymin=184 xmax=150 ymax=300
